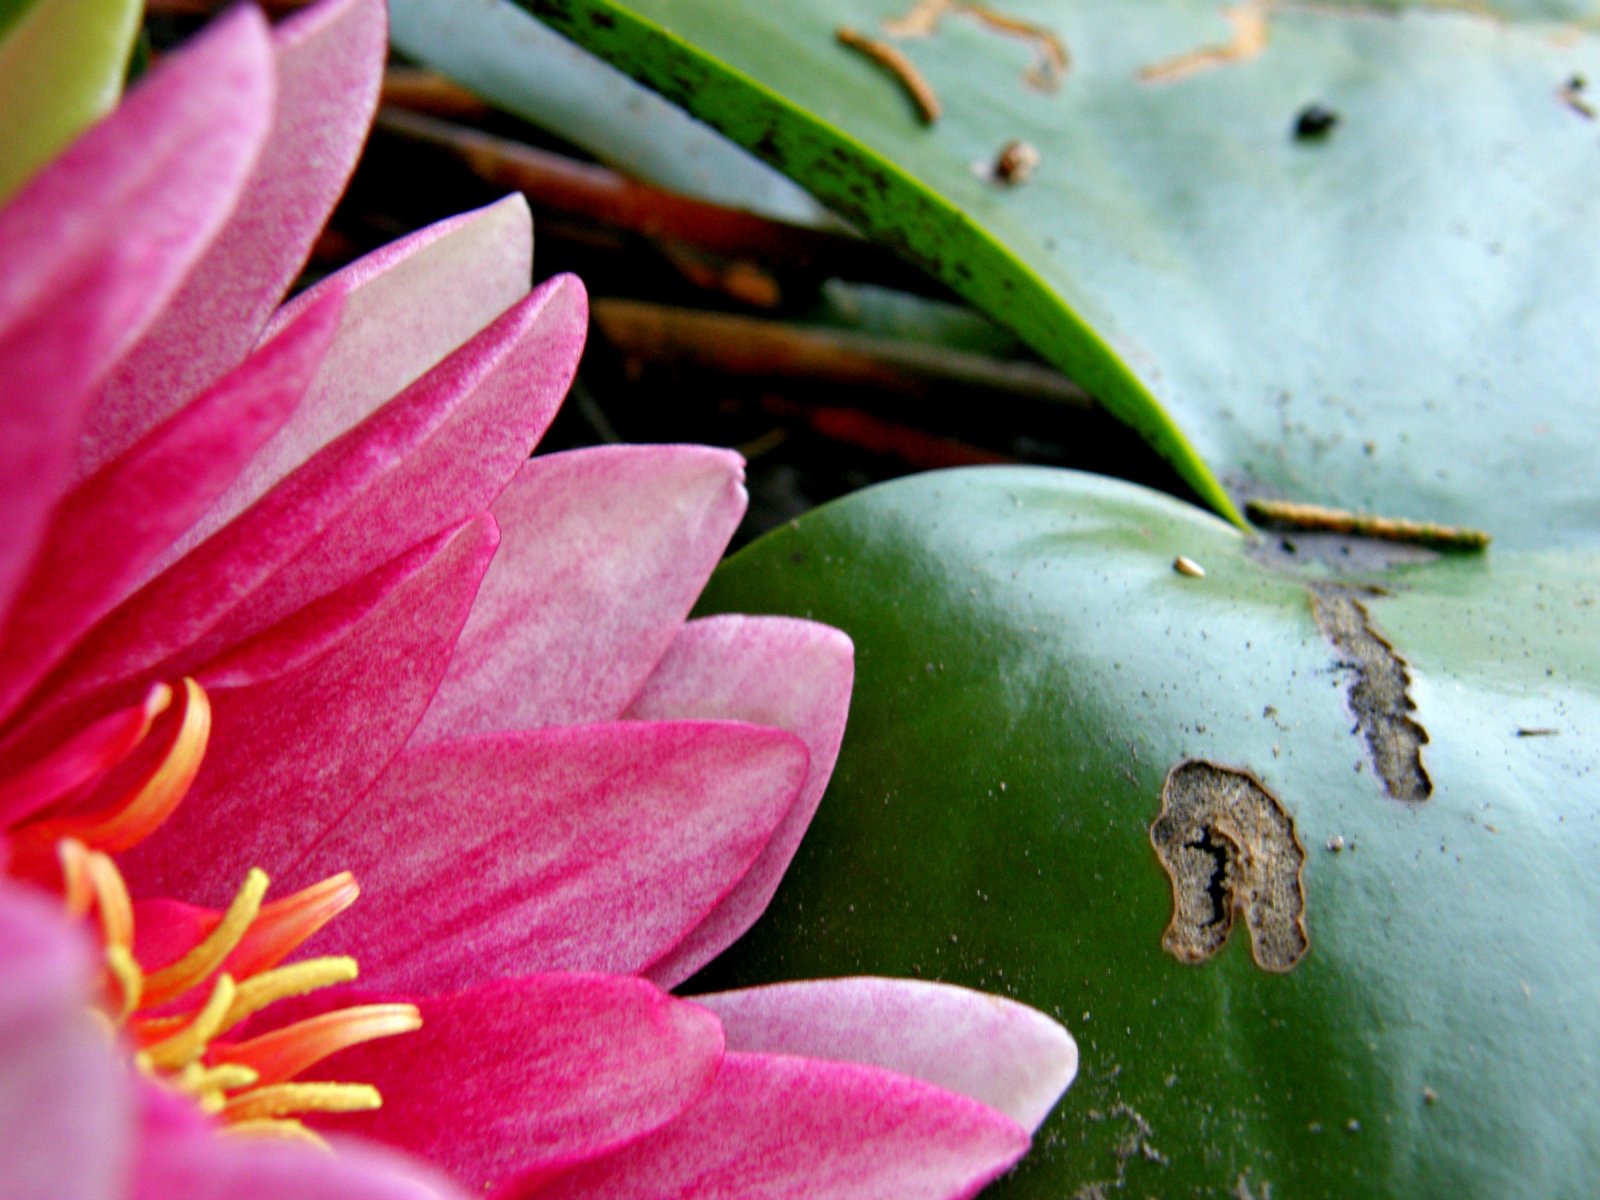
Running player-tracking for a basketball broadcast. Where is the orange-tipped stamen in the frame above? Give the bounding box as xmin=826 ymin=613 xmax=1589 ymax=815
xmin=214 ymin=1004 xmax=422 ymax=1087
xmin=14 ymin=679 xmax=210 ymax=858
xmin=141 ymin=868 xmax=269 ymax=1007
xmin=0 ymin=683 xmax=172 ymax=825
xmin=221 ymin=1081 xmax=382 ymax=1123
xmin=228 ymin=872 xmax=360 ymax=978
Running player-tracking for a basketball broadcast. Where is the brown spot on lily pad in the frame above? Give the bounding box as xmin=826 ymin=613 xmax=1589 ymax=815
xmin=1151 ymin=760 xmax=1308 ymax=973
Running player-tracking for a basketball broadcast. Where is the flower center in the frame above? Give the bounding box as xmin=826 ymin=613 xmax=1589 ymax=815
xmin=58 ymin=838 xmax=419 ymax=1145
xmin=4 ymin=678 xmax=417 ymax=1147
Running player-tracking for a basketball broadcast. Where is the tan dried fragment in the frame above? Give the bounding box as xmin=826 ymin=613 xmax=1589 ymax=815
xmin=882 ymin=1 xmax=1069 ymax=92
xmin=836 ymin=27 xmax=943 ymax=124
xmin=1151 ymin=760 xmax=1308 ymax=973
xmin=1138 ymin=1 xmax=1271 ymax=84
xmin=1247 ymin=497 xmax=1490 ymax=550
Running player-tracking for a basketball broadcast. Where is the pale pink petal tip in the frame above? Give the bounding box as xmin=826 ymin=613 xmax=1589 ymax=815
xmin=417 ymin=443 xmax=747 ymax=741
xmin=630 ymin=614 xmax=854 ymax=986
xmin=695 ymin=976 xmax=1078 ymax=1133
xmin=89 ymin=0 xmax=387 ymax=463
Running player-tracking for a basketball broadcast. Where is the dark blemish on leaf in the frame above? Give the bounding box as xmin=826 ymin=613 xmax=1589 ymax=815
xmin=1151 ymin=760 xmax=1308 ymax=973
xmin=1294 ymin=103 xmax=1340 ymax=140
xmin=1309 ymin=585 xmax=1431 ymax=802
xmin=586 ymin=8 xmax=616 ymax=28
xmin=1559 ymin=74 xmax=1595 ymax=120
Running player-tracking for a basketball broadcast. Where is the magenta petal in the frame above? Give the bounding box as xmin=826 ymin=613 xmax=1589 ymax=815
xmin=415 ymin=445 xmax=748 ymax=742
xmin=133 ymin=1097 xmax=468 ymax=1200
xmin=284 ymin=721 xmax=808 ymax=991
xmin=627 ymin=616 xmax=853 ymax=985
xmin=180 ymin=195 xmax=534 ymax=563
xmin=120 ymin=516 xmax=498 ymax=904
xmin=315 ymin=974 xmax=722 ymax=1192
xmin=519 ymin=1052 xmax=1030 ymax=1200
xmin=85 ymin=0 xmax=386 ymax=472
xmin=694 ymin=978 xmax=1077 ymax=1133
xmin=57 ymin=276 xmax=584 ymax=708
xmin=0 ymin=881 xmax=133 ymax=1200
xmin=0 ymin=292 xmax=342 ymax=723
xmin=0 ymin=5 xmax=272 ymax=617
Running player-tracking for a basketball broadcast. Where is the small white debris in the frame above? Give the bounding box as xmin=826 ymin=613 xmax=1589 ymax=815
xmin=1325 ymin=835 xmax=1345 ymax=853
xmin=1174 ymin=555 xmax=1206 ymax=578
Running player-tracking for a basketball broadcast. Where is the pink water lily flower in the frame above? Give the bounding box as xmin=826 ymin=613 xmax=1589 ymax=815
xmin=0 ymin=2 xmax=1077 ymax=1197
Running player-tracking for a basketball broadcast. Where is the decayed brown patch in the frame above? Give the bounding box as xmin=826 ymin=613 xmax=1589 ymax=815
xmin=1151 ymin=760 xmax=1308 ymax=973
xmin=1309 ymin=584 xmax=1432 ymax=803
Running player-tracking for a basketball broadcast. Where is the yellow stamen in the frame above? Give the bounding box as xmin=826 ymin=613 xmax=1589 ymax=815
xmin=142 ymin=868 xmax=269 ymax=1007
xmin=183 ymin=1062 xmax=260 ymax=1095
xmin=222 ymin=957 xmax=359 ymax=1029
xmin=104 ymin=944 xmax=143 ymax=1019
xmin=223 ymin=1119 xmax=329 ymax=1149
xmin=82 ymin=847 xmax=134 ymax=951
xmin=143 ymin=973 xmax=237 ymax=1071
xmin=221 ymin=1082 xmax=382 ymax=1123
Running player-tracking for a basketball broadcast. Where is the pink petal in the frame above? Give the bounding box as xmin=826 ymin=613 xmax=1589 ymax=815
xmin=627 ymin=616 xmax=853 ymax=986
xmin=82 ymin=0 xmax=386 ymax=474
xmin=133 ymin=1090 xmax=468 ymax=1200
xmin=0 ymin=5 xmax=272 ymax=620
xmin=694 ymin=978 xmax=1077 ymax=1133
xmin=0 ymin=291 xmax=342 ymax=723
xmin=46 ymin=275 xmax=584 ymax=717
xmin=120 ymin=516 xmax=498 ymax=905
xmin=518 ymin=1052 xmax=1030 ymax=1200
xmin=282 ymin=721 xmax=808 ymax=992
xmin=313 ymin=974 xmax=722 ymax=1191
xmin=415 ymin=446 xmax=747 ymax=743
xmin=172 ymin=195 xmax=534 ymax=568
xmin=0 ymin=880 xmax=133 ymax=1200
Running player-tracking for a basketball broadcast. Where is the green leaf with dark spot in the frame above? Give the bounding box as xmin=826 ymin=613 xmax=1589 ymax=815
xmin=498 ymin=1 xmax=1597 ymax=548
xmin=388 ymin=0 xmax=833 ymax=225
xmin=694 ymin=467 xmax=1600 ymax=1198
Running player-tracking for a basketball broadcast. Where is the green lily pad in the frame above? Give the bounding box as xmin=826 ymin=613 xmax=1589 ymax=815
xmin=505 ymin=1 xmax=1599 ymax=548
xmin=694 ymin=467 xmax=1600 ymax=1198
xmin=0 ymin=0 xmax=141 ymax=201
